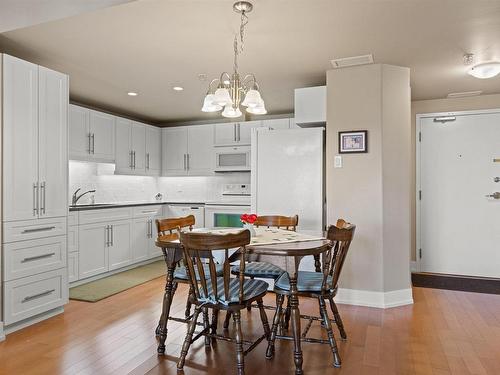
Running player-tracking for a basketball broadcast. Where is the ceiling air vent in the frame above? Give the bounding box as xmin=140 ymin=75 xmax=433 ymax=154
xmin=447 ymin=90 xmax=482 ymax=98
xmin=331 ymin=54 xmax=374 ymax=68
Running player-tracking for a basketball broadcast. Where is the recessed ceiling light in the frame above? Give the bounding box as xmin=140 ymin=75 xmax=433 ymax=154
xmin=467 ymin=62 xmax=500 ymax=79
xmin=127 ymin=92 xmax=138 ymax=96
xmin=173 ymin=86 xmax=184 ymax=91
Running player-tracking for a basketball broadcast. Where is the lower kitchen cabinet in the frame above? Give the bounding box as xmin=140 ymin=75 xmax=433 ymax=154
xmin=78 ymin=222 xmax=108 ymax=279
xmin=107 ymin=221 xmax=133 ymax=270
xmin=131 ymin=218 xmax=150 ymax=262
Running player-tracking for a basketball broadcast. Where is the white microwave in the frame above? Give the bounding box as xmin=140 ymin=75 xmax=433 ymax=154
xmin=214 ymin=146 xmax=251 ymax=172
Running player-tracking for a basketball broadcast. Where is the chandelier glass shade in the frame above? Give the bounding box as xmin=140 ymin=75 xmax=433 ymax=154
xmin=201 ymin=2 xmax=266 ymax=118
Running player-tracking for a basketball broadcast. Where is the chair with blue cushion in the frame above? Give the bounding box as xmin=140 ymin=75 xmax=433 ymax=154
xmin=266 ymin=220 xmax=356 ymax=368
xmin=225 ymin=215 xmax=299 ymax=329
xmin=177 ymin=229 xmax=270 ymax=375
xmin=154 ymin=215 xmax=224 ymax=337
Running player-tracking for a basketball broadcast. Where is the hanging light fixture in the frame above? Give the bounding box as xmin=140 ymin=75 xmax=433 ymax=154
xmin=201 ymin=1 xmax=266 ymax=118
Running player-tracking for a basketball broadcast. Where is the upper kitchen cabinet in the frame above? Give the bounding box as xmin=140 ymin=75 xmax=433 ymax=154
xmin=69 ymin=105 xmax=115 ymax=163
xmin=115 ymin=118 xmax=146 ymax=175
xmin=145 ymin=125 xmax=161 ymax=176
xmin=162 ymin=125 xmax=214 ymax=176
xmin=2 ymin=54 xmax=68 ymax=222
xmin=214 ymin=120 xmax=263 ymax=146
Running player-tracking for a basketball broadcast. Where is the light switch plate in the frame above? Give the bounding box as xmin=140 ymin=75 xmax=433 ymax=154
xmin=334 ymin=155 xmax=342 ymax=168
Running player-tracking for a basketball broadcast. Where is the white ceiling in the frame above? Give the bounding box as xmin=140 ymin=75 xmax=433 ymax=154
xmin=1 ymin=0 xmax=500 ymax=124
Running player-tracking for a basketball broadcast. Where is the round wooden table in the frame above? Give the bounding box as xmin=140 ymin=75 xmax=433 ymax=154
xmin=155 ymin=233 xmax=330 ymax=375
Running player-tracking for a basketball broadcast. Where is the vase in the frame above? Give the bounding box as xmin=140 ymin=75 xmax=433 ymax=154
xmin=243 ymin=223 xmax=256 ymax=237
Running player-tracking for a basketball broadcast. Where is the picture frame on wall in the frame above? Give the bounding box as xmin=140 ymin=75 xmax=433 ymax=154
xmin=338 ymin=130 xmax=368 ymax=153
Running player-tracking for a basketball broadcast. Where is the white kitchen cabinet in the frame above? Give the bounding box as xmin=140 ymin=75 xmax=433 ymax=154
xmin=162 ymin=125 xmax=214 ymax=176
xmin=131 ymin=122 xmax=146 ymax=172
xmin=108 ymin=221 xmax=133 ymax=271
xmin=2 ymin=55 xmax=39 ymax=222
xmin=214 ymin=122 xmax=237 ymax=145
xmin=214 ymin=121 xmax=263 ymax=146
xmin=132 ymin=218 xmax=150 ymax=262
xmin=145 ymin=126 xmax=161 ymax=176
xmin=69 ymin=104 xmax=91 ymax=159
xmin=148 ymin=214 xmax=162 ymax=259
xmin=162 ymin=127 xmax=188 ymax=176
xmin=38 ymin=66 xmax=69 ymax=219
xmin=237 ymin=120 xmax=263 ymax=144
xmin=3 ymin=56 xmax=68 ymax=222
xmin=115 ymin=117 xmax=133 ymax=174
xmin=262 ymin=118 xmax=291 ymax=130
xmin=78 ymin=223 xmax=108 ymax=279
xmin=69 ymin=105 xmax=115 ymax=163
xmin=67 ymin=224 xmax=78 ymax=253
xmin=89 ymin=110 xmax=115 ymax=162
xmin=187 ymin=125 xmax=214 ymax=175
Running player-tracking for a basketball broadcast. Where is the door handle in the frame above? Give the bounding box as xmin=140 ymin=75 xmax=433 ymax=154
xmin=105 ymin=225 xmax=110 ymax=247
xmin=130 ymin=151 xmax=133 ymax=168
xmin=91 ymin=133 xmax=95 ymax=154
xmin=133 ymin=151 xmax=136 ymax=169
xmin=21 ymin=252 xmax=56 ymax=263
xmin=40 ymin=181 xmax=46 ymax=215
xmin=237 ymin=123 xmax=240 ymax=142
xmin=485 ymin=192 xmax=500 ymax=199
xmin=22 ymin=226 xmax=56 ymax=234
xmin=183 ymin=154 xmax=187 ymax=170
xmin=234 ymin=124 xmax=237 ymax=142
xmin=33 ymin=182 xmax=38 ymax=216
xmin=187 ymin=154 xmax=190 ymax=170
xmin=88 ymin=133 xmax=92 ymax=154
xmin=110 ymin=225 xmax=114 ymax=246
xmin=22 ymin=289 xmax=55 ymax=303
xmin=146 ymin=153 xmax=150 ymax=169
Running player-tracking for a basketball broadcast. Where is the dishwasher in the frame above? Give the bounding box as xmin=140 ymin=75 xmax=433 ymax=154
xmin=165 ymin=204 xmax=205 ymax=228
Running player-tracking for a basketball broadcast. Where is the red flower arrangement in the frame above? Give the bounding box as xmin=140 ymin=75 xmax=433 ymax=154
xmin=240 ymin=213 xmax=257 ymax=225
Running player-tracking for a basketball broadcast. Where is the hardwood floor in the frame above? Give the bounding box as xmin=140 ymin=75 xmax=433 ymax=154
xmin=1 ymin=278 xmax=500 ymax=374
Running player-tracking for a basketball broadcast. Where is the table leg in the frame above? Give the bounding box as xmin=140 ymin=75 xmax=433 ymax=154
xmin=289 ymin=274 xmax=303 ymax=374
xmin=157 ymin=263 xmax=175 ymax=354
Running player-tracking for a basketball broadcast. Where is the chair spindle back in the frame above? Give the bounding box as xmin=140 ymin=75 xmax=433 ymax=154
xmin=180 ymin=230 xmax=251 ymax=305
xmin=254 ymin=215 xmax=299 ymax=231
xmin=156 ymin=215 xmax=195 ymax=242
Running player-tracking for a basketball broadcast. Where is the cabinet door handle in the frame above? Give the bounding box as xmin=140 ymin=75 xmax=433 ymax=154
xmin=130 ymin=151 xmax=133 ymax=168
xmin=40 ymin=181 xmax=46 ymax=215
xmin=187 ymin=154 xmax=190 ymax=170
xmin=105 ymin=225 xmax=109 ymax=247
xmin=146 ymin=153 xmax=150 ymax=169
xmin=91 ymin=133 xmax=95 ymax=154
xmin=110 ymin=225 xmax=114 ymax=246
xmin=133 ymin=151 xmax=136 ymax=169
xmin=234 ymin=124 xmax=237 ymax=142
xmin=22 ymin=226 xmax=56 ymax=234
xmin=88 ymin=133 xmax=92 ymax=154
xmin=21 ymin=252 xmax=56 ymax=263
xmin=183 ymin=154 xmax=186 ymax=170
xmin=237 ymin=123 xmax=240 ymax=142
xmin=22 ymin=289 xmax=56 ymax=303
xmin=33 ymin=182 xmax=38 ymax=216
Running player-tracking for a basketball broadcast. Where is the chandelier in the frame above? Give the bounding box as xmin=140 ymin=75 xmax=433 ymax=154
xmin=201 ymin=1 xmax=266 ymax=118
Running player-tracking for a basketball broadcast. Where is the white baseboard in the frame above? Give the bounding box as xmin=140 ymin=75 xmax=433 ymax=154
xmin=410 ymin=261 xmax=418 ymax=272
xmin=0 ymin=321 xmax=5 ymax=342
xmin=336 ymin=287 xmax=414 ymax=309
xmin=4 ymin=307 xmax=64 ymax=335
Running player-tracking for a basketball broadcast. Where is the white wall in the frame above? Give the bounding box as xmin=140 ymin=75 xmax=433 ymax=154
xmin=68 ymin=160 xmax=250 ymax=204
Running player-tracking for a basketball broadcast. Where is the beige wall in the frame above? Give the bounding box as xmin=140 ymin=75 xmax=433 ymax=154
xmin=327 ymin=64 xmax=411 ymax=293
xmin=410 ymin=94 xmax=500 ymax=261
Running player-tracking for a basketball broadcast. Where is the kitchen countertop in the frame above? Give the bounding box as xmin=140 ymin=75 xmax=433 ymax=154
xmin=69 ymin=201 xmax=207 ymax=212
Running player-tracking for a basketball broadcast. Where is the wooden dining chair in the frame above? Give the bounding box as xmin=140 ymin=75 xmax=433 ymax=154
xmin=178 ymin=230 xmax=271 ymax=375
xmin=225 ymin=214 xmax=299 ymax=328
xmin=154 ymin=215 xmax=224 ymax=336
xmin=266 ymin=219 xmax=356 ymax=368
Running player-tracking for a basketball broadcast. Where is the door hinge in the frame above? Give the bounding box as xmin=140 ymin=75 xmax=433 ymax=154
xmin=418 ymin=131 xmax=421 ymax=142
xmin=419 ymin=190 xmax=422 ymax=200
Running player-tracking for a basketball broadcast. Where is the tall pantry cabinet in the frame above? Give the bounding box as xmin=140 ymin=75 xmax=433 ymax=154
xmin=1 ymin=54 xmax=69 ymax=333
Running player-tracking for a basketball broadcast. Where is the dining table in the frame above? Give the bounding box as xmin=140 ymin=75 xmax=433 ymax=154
xmin=155 ymin=227 xmax=331 ymax=375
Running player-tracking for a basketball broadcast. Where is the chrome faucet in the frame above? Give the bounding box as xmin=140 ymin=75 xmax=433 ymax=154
xmin=71 ymin=188 xmax=96 ymax=205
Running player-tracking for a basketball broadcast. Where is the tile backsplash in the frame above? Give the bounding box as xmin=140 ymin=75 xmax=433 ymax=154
xmin=69 ymin=161 xmax=250 ymax=204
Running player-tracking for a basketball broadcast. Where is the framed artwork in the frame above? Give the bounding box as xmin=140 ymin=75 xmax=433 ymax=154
xmin=338 ymin=130 xmax=368 ymax=153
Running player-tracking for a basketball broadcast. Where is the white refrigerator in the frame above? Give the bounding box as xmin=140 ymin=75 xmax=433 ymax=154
xmin=251 ymin=127 xmax=324 ymax=236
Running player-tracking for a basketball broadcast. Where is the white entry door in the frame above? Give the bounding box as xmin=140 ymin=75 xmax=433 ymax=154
xmin=419 ymin=111 xmax=500 ymax=278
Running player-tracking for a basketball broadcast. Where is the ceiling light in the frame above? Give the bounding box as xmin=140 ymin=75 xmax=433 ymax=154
xmin=447 ymin=90 xmax=482 ymax=99
xmin=127 ymin=92 xmax=138 ymax=96
xmin=201 ymin=1 xmax=266 ymax=119
xmin=173 ymin=86 xmax=184 ymax=91
xmin=468 ymin=62 xmax=500 ymax=79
